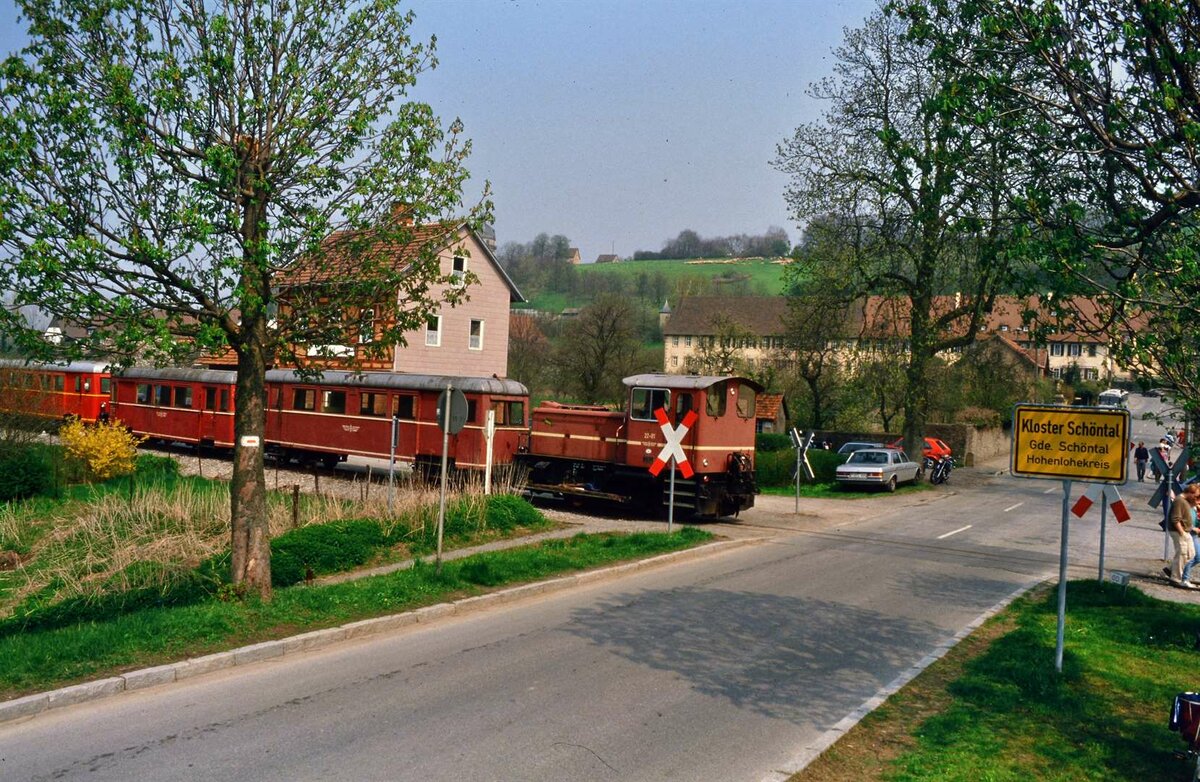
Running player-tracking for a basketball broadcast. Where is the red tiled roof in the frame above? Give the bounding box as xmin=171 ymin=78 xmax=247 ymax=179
xmin=755 ymin=392 xmax=785 ymax=421
xmin=276 ymin=221 xmax=462 ymax=288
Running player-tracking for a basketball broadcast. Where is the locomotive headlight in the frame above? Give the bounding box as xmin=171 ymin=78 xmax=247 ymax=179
xmin=702 ymin=458 xmax=709 ymax=467
xmin=645 ymin=447 xmax=652 ymax=455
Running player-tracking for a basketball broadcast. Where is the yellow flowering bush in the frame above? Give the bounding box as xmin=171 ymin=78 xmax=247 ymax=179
xmin=59 ymin=419 xmax=144 ymax=481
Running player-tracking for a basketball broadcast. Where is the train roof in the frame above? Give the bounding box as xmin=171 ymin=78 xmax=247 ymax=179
xmin=117 ymin=366 xmax=238 ymax=383
xmin=0 ymin=358 xmax=111 ymax=373
xmin=623 ymin=373 xmax=765 ymax=392
xmin=115 ymin=366 xmax=528 ymax=396
xmin=266 ymin=369 xmax=528 ymax=396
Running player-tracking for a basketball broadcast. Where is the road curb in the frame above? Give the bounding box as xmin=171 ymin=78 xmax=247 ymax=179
xmin=759 ymin=577 xmax=1043 ymax=782
xmin=0 ymin=536 xmax=756 ymax=726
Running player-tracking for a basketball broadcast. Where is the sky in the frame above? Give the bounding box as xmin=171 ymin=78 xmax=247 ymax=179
xmin=0 ymin=0 xmax=878 ymax=262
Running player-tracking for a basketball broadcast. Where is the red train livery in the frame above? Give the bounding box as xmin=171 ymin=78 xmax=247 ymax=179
xmin=520 ymin=374 xmax=760 ymax=518
xmin=0 ymin=359 xmax=112 ymax=422
xmin=110 ymin=367 xmax=530 ymax=473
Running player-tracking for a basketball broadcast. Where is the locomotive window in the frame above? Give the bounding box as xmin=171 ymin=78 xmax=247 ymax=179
xmin=155 ymin=385 xmax=171 ymax=406
xmin=706 ymin=381 xmax=728 ymax=417
xmin=174 ymin=387 xmax=193 ymax=408
xmin=322 ymin=390 xmax=346 ymax=415
xmin=508 ymin=401 xmax=525 ymax=427
xmin=466 ymin=399 xmax=477 ymax=423
xmin=205 ymin=387 xmax=217 ymax=411
xmin=100 ymin=378 xmax=110 ymax=394
xmin=293 ymin=389 xmax=316 ymax=411
xmin=360 ymin=392 xmax=388 ymax=417
xmin=136 ymin=384 xmax=151 ymax=404
xmin=736 ymin=383 xmax=756 ymax=419
xmin=675 ymin=392 xmax=694 ymax=421
xmin=393 ymin=395 xmax=415 ymax=420
xmin=630 ymin=387 xmax=669 ymax=421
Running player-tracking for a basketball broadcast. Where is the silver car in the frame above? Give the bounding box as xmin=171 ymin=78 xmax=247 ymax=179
xmin=835 ymin=448 xmax=921 ymax=492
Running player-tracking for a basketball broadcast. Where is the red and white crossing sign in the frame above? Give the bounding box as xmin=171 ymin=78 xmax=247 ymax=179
xmin=1071 ymin=484 xmax=1131 ymax=523
xmin=649 ymin=407 xmax=698 ymax=479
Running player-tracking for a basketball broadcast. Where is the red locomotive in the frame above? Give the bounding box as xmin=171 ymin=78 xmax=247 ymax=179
xmin=519 ymin=374 xmax=760 ymax=518
xmin=109 ymin=366 xmax=530 ymax=473
xmin=0 ymin=359 xmax=112 ymax=423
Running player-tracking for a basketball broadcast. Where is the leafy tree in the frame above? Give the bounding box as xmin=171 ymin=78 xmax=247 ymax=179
xmin=0 ymin=0 xmax=487 ymax=598
xmin=685 ymin=315 xmax=757 ymax=378
xmin=904 ymin=0 xmax=1200 ymax=411
xmin=774 ymin=2 xmax=1028 ymax=456
xmin=553 ymin=294 xmax=648 ymax=404
xmin=507 ymin=312 xmax=551 ymax=393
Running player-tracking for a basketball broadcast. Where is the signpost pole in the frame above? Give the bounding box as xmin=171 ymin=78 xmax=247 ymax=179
xmin=1098 ymin=495 xmax=1108 ymax=582
xmin=484 ymin=409 xmax=495 ymax=496
xmin=387 ymin=414 xmax=398 ymax=517
xmin=795 ymin=445 xmax=801 ymax=515
xmin=1056 ymin=478 xmax=1072 ymax=674
xmin=668 ymin=463 xmax=676 ymax=534
xmin=436 ymin=383 xmax=452 ymax=574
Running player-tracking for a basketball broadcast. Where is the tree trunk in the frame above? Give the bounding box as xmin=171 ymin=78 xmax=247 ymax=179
xmin=903 ymin=305 xmax=933 ymax=459
xmin=229 ymin=326 xmax=272 ymax=600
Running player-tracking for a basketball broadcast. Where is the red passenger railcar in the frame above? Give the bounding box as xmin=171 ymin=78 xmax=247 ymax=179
xmin=519 ymin=374 xmax=760 ymax=518
xmin=263 ymin=369 xmax=529 ymax=471
xmin=0 ymin=359 xmax=112 ymax=423
xmin=110 ymin=367 xmax=530 ymax=473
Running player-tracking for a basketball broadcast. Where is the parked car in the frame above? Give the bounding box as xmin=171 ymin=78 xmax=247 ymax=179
xmin=889 ymin=436 xmax=952 ymax=460
xmin=836 ymin=441 xmax=883 ymax=456
xmin=835 ymin=448 xmax=922 ymax=492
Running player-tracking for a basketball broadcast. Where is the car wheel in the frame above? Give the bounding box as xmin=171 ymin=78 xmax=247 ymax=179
xmin=886 ymin=475 xmax=897 ymax=492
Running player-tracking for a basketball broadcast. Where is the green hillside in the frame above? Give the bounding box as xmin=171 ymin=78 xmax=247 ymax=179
xmin=514 ymin=257 xmax=793 ymax=313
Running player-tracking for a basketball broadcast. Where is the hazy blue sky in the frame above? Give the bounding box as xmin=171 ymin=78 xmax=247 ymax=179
xmin=0 ymin=0 xmax=878 ymax=261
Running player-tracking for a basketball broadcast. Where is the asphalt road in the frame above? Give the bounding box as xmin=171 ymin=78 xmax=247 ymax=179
xmin=0 ymin=394 xmax=1183 ymax=782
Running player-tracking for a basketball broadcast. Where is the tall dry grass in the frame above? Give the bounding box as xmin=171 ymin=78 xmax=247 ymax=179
xmin=0 ymin=464 xmax=529 ymax=618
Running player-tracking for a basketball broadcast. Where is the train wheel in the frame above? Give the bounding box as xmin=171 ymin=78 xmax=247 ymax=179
xmin=321 ymin=453 xmax=341 ymax=470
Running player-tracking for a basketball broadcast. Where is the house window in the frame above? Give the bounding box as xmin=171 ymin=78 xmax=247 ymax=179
xmin=1088 ymin=344 xmax=1097 ymax=357
xmin=672 ymin=336 xmax=679 ymax=347
xmin=685 ymin=336 xmax=692 ymax=347
xmin=1050 ymin=343 xmax=1064 ymax=356
xmin=1000 ymin=324 xmax=1009 ymax=332
xmin=1068 ymin=343 xmax=1082 ymax=357
xmin=469 ymin=319 xmax=484 ymax=350
xmin=672 ymin=356 xmax=679 ymax=367
xmin=425 ymin=315 xmax=441 ymax=347
xmin=452 ymin=255 xmax=466 ymax=280
xmin=358 ymin=309 xmax=374 ymax=344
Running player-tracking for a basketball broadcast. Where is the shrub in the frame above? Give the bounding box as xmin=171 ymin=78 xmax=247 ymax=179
xmin=0 ymin=442 xmax=58 ymax=502
xmin=755 ymin=432 xmax=792 ymax=452
xmin=269 ymin=519 xmax=389 ymax=587
xmin=754 ymin=447 xmax=843 ymax=487
xmin=483 ymin=494 xmax=544 ymax=531
xmin=59 ymin=419 xmax=143 ymax=481
xmin=134 ymin=454 xmax=181 ymax=482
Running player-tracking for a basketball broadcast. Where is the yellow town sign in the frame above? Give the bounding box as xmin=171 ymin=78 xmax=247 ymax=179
xmin=1011 ymin=404 xmax=1129 ymax=483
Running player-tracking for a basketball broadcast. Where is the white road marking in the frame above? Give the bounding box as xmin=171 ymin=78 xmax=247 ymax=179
xmin=937 ymin=525 xmax=973 ymax=539
xmin=1003 ymin=502 xmax=1024 ymax=512
xmin=1043 ymin=486 xmax=1058 ymax=494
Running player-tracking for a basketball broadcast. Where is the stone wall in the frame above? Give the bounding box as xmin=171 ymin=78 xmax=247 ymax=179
xmin=816 ymin=424 xmax=1010 ymax=466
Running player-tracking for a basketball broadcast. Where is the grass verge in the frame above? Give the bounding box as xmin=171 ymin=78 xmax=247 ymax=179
xmin=791 ymin=580 xmax=1197 ymax=781
xmin=0 ymin=527 xmax=713 ymax=701
xmin=760 ymin=481 xmax=934 ymax=499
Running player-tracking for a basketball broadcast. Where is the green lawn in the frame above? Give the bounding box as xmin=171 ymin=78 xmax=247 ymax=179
xmin=792 ymin=581 xmax=1198 ymax=781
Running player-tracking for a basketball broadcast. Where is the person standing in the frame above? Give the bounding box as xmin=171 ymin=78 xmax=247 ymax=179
xmin=1183 ymin=489 xmax=1200 ymax=586
xmin=1135 ymin=441 xmax=1150 ymax=482
xmin=1169 ymin=484 xmax=1200 ymax=588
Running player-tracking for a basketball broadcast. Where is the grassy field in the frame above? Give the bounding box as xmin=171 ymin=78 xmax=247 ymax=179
xmin=516 ymin=257 xmax=793 ymax=312
xmin=791 ymin=581 xmax=1199 ymax=781
xmin=0 ymin=527 xmax=712 ymax=699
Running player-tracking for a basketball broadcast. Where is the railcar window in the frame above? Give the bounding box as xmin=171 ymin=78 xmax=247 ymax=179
xmin=74 ymin=377 xmax=82 ymax=393
xmin=393 ymin=395 xmax=415 ymax=420
xmin=293 ymin=389 xmax=316 ymax=411
xmin=100 ymin=378 xmax=110 ymax=394
xmin=630 ymin=387 xmax=669 ymax=421
xmin=706 ymin=382 xmax=728 ymax=416
xmin=220 ymin=389 xmax=230 ymax=412
xmin=54 ymin=375 xmax=64 ymax=392
xmin=360 ymin=392 xmax=388 ymax=417
xmin=174 ymin=387 xmax=193 ymax=408
xmin=156 ymin=385 xmax=172 ymax=406
xmin=736 ymin=383 xmax=756 ymax=419
xmin=322 ymin=390 xmax=346 ymax=415
xmin=205 ymin=387 xmax=217 ymax=411
xmin=136 ymin=384 xmax=151 ymax=404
